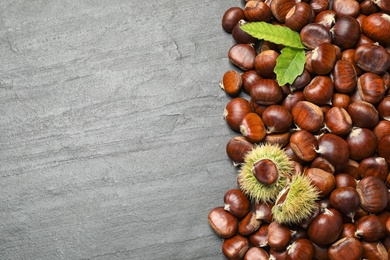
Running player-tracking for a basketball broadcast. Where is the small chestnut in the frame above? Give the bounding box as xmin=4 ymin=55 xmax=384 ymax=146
xmin=222 ymin=234 xmax=250 ymax=260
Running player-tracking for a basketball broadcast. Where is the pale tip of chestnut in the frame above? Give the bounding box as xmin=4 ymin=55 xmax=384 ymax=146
xmin=224 ymin=203 xmax=231 ymax=212
xmin=223 ymin=108 xmax=228 ymax=118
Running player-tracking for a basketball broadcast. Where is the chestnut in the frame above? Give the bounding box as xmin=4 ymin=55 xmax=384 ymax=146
xmin=346 ymin=127 xmax=378 ymax=161
xmin=329 ymin=187 xmax=360 ymax=221
xmin=232 ymin=20 xmax=258 ymax=44
xmin=303 ymin=75 xmax=333 ymax=105
xmin=250 ymin=79 xmax=283 ymax=105
xmin=339 ymin=223 xmax=358 ymax=238
xmin=331 ymin=93 xmax=351 ymax=110
xmin=310 ymin=0 xmax=330 ymax=13
xmin=249 ymin=223 xmax=269 ymax=247
xmin=378 ymin=134 xmax=390 ymax=164
xmin=285 ymin=2 xmax=315 ymax=32
xmin=254 ymin=50 xmax=279 ymax=78
xmin=358 ymin=156 xmax=389 ymax=180
xmin=348 ymin=100 xmax=379 ymax=129
xmin=228 ymin=43 xmax=257 ymax=71
xmin=224 ymin=189 xmax=251 ymax=218
xmin=208 ymin=207 xmax=238 ymax=238
xmin=355 ymin=214 xmax=385 ymax=241
xmin=311 ymin=156 xmax=335 ymax=174
xmin=224 ymin=97 xmax=252 ymax=132
xmin=286 ymin=238 xmax=315 ymax=259
xmin=308 ymin=208 xmax=343 ymax=246
xmin=325 ymin=107 xmax=352 ymax=136
xmin=222 ymin=234 xmax=250 ymax=260
xmin=356 ymin=175 xmax=389 ymax=213
xmin=261 ymin=105 xmax=293 ymax=133
xmin=289 ymin=130 xmax=318 ymax=162
xmin=305 ymin=168 xmax=335 ymax=198
xmin=314 ymin=10 xmax=336 ymax=29
xmin=220 ymin=70 xmax=242 ymax=96
xmin=332 ymin=0 xmax=360 ymax=18
xmin=270 ymin=0 xmax=296 ymax=23
xmin=357 ymin=72 xmax=387 ymax=104
xmin=362 ymin=13 xmax=390 ymax=45
xmin=328 ymin=237 xmax=363 ymax=260
xmin=354 ymin=43 xmax=390 ymax=74
xmin=244 ymin=1 xmax=272 ymax=22
xmin=289 ymin=70 xmax=311 ymax=91
xmin=243 ymin=247 xmax=269 ymax=260
xmin=300 ymin=23 xmax=332 ymax=49
xmin=331 ymin=15 xmax=360 ymax=49
xmin=374 ymin=120 xmax=390 ymax=140
xmin=241 ymin=70 xmax=263 ymax=94
xmin=361 ymin=241 xmax=388 ymax=259
xmin=240 ymin=112 xmax=267 ymax=143
xmin=331 ymin=60 xmax=358 ymax=94
xmin=268 ymin=221 xmax=291 ymax=251
xmin=360 ymin=0 xmax=380 ymax=15
xmin=222 ymin=7 xmax=245 ymax=33
xmin=252 ymin=158 xmax=279 ymax=185
xmin=263 ymin=132 xmax=291 ymax=148
xmin=226 ymin=136 xmax=255 ymax=166
xmin=316 ymin=133 xmax=350 ymax=172
xmin=238 ymin=211 xmax=262 ymax=236
xmin=377 ymin=95 xmax=390 ymax=120
xmin=335 ymin=173 xmax=357 ymax=188
xmin=254 ymin=201 xmax=274 ymax=223
xmin=291 ymin=101 xmax=324 ymax=133
xmin=282 ymin=91 xmax=305 ymax=112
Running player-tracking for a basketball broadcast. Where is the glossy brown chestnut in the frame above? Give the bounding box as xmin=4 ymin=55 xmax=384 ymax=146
xmin=241 ymin=70 xmax=262 ymax=94
xmin=263 ymin=132 xmax=291 ymax=148
xmin=346 ymin=127 xmax=378 ymax=161
xmin=332 ymin=0 xmax=360 ymax=18
xmin=329 ymin=187 xmax=360 ymax=220
xmin=240 ymin=112 xmax=267 ymax=143
xmin=285 ymin=2 xmax=315 ymax=32
xmin=222 ymin=7 xmax=245 ymax=33
xmin=261 ymin=105 xmax=292 ymax=133
xmin=250 ymin=79 xmax=283 ymax=105
xmin=224 ymin=97 xmax=252 ymax=132
xmin=238 ymin=211 xmax=262 ymax=236
xmin=268 ymin=221 xmax=291 ymax=251
xmin=220 ymin=70 xmax=242 ymax=96
xmin=362 ymin=13 xmax=390 ymax=45
xmin=254 ymin=50 xmax=279 ymax=78
xmin=361 ymin=241 xmax=388 ymax=260
xmin=224 ymin=189 xmax=251 ymax=218
xmin=354 ymin=43 xmax=390 ymax=74
xmin=374 ymin=120 xmax=390 ymax=140
xmin=358 ymin=156 xmax=389 ymax=180
xmin=316 ymin=133 xmax=350 ymax=171
xmin=300 ymin=23 xmax=332 ymax=49
xmin=286 ymin=238 xmax=315 ymax=260
xmin=341 ymin=49 xmax=363 ymax=76
xmin=254 ymin=201 xmax=274 ymax=223
xmin=331 ymin=93 xmax=351 ymax=110
xmin=292 ymin=101 xmax=324 ymax=133
xmin=243 ymin=247 xmax=269 ymax=260
xmin=282 ymin=91 xmax=305 ymax=112
xmin=339 ymin=223 xmax=357 ymax=238
xmin=314 ymin=10 xmax=336 ymax=29
xmin=311 ymin=156 xmax=335 ymax=174
xmin=289 ymin=130 xmax=318 ymax=162
xmin=232 ymin=20 xmax=258 ymax=44
xmin=244 ymin=0 xmax=272 ymax=22
xmin=226 ymin=136 xmax=255 ymax=165
xmin=347 ymin=100 xmax=379 ymax=128
xmin=356 ymin=176 xmax=389 ymax=213
xmin=270 ymin=0 xmax=296 ymax=23
xmin=289 ymin=70 xmax=311 ymax=91
xmin=303 ymin=75 xmax=333 ymax=105
xmin=252 ymin=158 xmax=279 ymax=185
xmin=355 ymin=214 xmax=385 ymax=241
xmin=360 ymin=0 xmax=380 ymax=15
xmin=249 ymin=224 xmax=269 ymax=247
xmin=228 ymin=43 xmax=257 ymax=71
xmin=335 ymin=173 xmax=357 ymax=188
xmin=305 ymin=168 xmax=336 ymax=198
xmin=308 ymin=208 xmax=343 ymax=246
xmin=331 ymin=16 xmax=360 ymax=49
xmin=208 ymin=207 xmax=238 ymax=238
xmin=325 ymin=107 xmax=352 ymax=136
xmin=328 ymin=237 xmax=363 ymax=260
xmin=378 ymin=134 xmax=390 ymax=164
xmin=222 ymin=234 xmax=250 ymax=260
xmin=357 ymin=72 xmax=387 ymax=104
xmin=331 ymin=60 xmax=358 ymax=94
xmin=310 ymin=0 xmax=330 ymax=13
xmin=378 ymin=95 xmax=390 ymax=120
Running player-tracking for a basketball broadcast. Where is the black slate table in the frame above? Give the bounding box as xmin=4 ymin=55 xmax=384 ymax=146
xmin=0 ymin=0 xmax=244 ymax=259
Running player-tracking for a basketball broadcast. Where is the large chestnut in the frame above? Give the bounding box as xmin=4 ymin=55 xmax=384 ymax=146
xmin=331 ymin=60 xmax=357 ymax=94
xmin=224 ymin=189 xmax=251 ymax=218
xmin=331 ymin=15 xmax=360 ymax=49
xmin=250 ymin=79 xmax=283 ymax=105
xmin=222 ymin=234 xmax=250 ymax=260
xmin=357 ymin=72 xmax=387 ymax=104
xmin=354 ymin=43 xmax=390 ymax=74
xmin=308 ymin=208 xmax=343 ymax=246
xmin=356 ymin=175 xmax=389 ymax=213
xmin=261 ymin=105 xmax=293 ymax=133
xmin=224 ymin=97 xmax=252 ymax=132
xmin=316 ymin=133 xmax=350 ymax=172
xmin=292 ymin=101 xmax=324 ymax=133
xmin=329 ymin=187 xmax=360 ymax=221
xmin=208 ymin=207 xmax=238 ymax=238
xmin=346 ymin=127 xmax=378 ymax=161
xmin=362 ymin=13 xmax=390 ymax=45
xmin=347 ymin=100 xmax=379 ymax=129
xmin=328 ymin=237 xmax=363 ymax=260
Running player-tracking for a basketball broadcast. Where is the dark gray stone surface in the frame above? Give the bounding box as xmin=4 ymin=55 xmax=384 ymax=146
xmin=0 ymin=0 xmax=245 ymax=259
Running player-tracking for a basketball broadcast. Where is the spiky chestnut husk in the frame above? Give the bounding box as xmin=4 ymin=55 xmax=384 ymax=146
xmin=272 ymin=174 xmax=320 ymax=224
xmin=238 ymin=143 xmax=293 ymax=203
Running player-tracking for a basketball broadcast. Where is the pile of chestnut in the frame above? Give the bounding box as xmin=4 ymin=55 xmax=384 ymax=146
xmin=208 ymin=0 xmax=390 ymax=259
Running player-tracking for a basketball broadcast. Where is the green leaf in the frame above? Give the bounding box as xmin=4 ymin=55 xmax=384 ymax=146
xmin=240 ymin=22 xmax=305 ymax=49
xmin=274 ymin=47 xmax=306 ymax=86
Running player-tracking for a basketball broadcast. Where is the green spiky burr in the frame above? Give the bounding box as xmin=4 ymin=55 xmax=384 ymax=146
xmin=272 ymin=174 xmax=320 ymax=225
xmin=238 ymin=143 xmax=294 ymax=203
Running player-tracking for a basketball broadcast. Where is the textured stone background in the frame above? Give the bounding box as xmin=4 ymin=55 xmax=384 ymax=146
xmin=0 ymin=0 xmax=245 ymax=259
